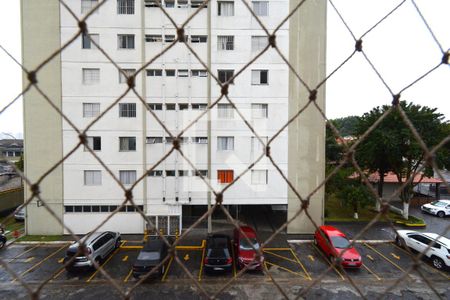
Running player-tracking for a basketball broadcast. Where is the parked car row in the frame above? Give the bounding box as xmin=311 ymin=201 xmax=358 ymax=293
xmin=421 ymin=200 xmax=450 ymax=218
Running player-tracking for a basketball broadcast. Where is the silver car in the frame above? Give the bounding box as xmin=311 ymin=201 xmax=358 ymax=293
xmin=14 ymin=207 xmax=25 ymax=221
xmin=64 ymin=231 xmax=121 ymax=271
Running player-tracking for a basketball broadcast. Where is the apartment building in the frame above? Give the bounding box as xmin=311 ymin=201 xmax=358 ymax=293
xmin=22 ymin=0 xmax=326 ymax=235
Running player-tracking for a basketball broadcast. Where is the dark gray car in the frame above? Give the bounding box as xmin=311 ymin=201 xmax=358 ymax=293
xmin=132 ymin=239 xmax=168 ymax=279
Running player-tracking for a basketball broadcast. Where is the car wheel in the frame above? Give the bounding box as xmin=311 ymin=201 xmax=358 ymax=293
xmin=160 ymin=265 xmax=165 ymax=276
xmin=395 ymin=236 xmax=405 ymax=248
xmin=329 ymin=255 xmax=337 ymax=266
xmin=431 ymin=256 xmax=445 ymax=270
xmin=437 ymin=211 xmax=445 ymax=218
xmin=0 ymin=239 xmax=5 ymax=249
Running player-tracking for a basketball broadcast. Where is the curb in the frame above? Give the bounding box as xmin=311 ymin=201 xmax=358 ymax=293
xmin=287 ymin=239 xmax=395 ymax=244
xmin=13 ymin=241 xmax=72 ymax=245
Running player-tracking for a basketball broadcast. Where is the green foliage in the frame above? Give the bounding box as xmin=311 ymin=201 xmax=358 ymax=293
xmin=332 ymin=116 xmax=359 ymax=136
xmin=15 ymin=156 xmax=24 ymax=172
xmin=355 ymin=101 xmax=448 ymax=205
xmin=325 ymin=125 xmax=343 ymax=163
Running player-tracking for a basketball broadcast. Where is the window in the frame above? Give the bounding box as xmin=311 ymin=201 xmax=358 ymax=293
xmin=165 ymin=170 xmax=176 ymax=177
xmin=193 ymin=137 xmax=208 ymax=144
xmin=191 ymin=0 xmax=206 ymax=8
xmin=409 ymin=235 xmax=432 ymax=245
xmin=165 ymin=137 xmax=174 ymax=144
xmin=166 ymin=104 xmax=176 ymax=110
xmin=118 ymin=34 xmax=135 ymax=49
xmin=251 ymin=170 xmax=268 ymax=184
xmin=83 ymin=103 xmax=100 ymax=118
xmin=252 ymin=103 xmax=268 ymax=118
xmin=164 ymin=35 xmax=175 ymax=43
xmin=192 ymin=103 xmax=207 ymax=110
xmin=146 ymin=137 xmax=163 ymax=144
xmin=194 ymin=170 xmax=208 ymax=177
xmin=120 ymin=170 xmax=136 ymax=185
xmin=119 ymin=103 xmax=136 ymax=117
xmin=147 ymin=103 xmax=163 ymax=110
xmin=178 ymin=170 xmax=190 ymax=177
xmin=251 ymin=36 xmax=267 ymax=52
xmin=251 ymin=136 xmax=268 ymax=153
xmin=85 ymin=136 xmax=101 ymax=151
xmin=179 ymin=104 xmax=189 ymax=110
xmin=146 ymin=69 xmax=163 ymax=76
xmin=218 ymin=1 xmax=234 ymax=16
xmin=252 ymin=1 xmax=268 ymax=16
xmin=82 ymin=68 xmax=100 ymax=85
xmin=217 ymin=137 xmax=234 ymax=151
xmin=191 ymin=35 xmax=207 ymax=43
xmin=191 ymin=69 xmax=208 ymax=77
xmin=165 ymin=0 xmax=175 ymax=7
xmin=119 ymin=137 xmax=136 ymax=151
xmin=144 ymin=0 xmax=159 ymax=7
xmin=177 ymin=0 xmax=188 ymax=7
xmin=165 ymin=69 xmax=176 ymax=76
xmin=84 ymin=170 xmax=101 ymax=185
xmin=145 ymin=35 xmax=163 ymax=42
xmin=217 ymin=36 xmax=234 ymax=50
xmin=178 ymin=69 xmax=189 ymax=77
xmin=218 ymin=70 xmax=234 ymax=83
xmin=218 ymin=170 xmax=233 ymax=184
xmin=148 ymin=170 xmax=163 ymax=176
xmin=119 ymin=69 xmax=136 ymax=83
xmin=82 ymin=33 xmax=99 ymax=49
xmin=117 ymin=0 xmax=135 ymax=14
xmin=81 ymin=0 xmax=99 ymax=14
xmin=65 ymin=206 xmax=74 ymax=213
xmin=217 ymin=103 xmax=234 ymax=118
xmin=251 ymin=70 xmax=268 ymax=85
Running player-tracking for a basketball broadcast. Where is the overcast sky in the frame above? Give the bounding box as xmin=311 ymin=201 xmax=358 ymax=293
xmin=0 ymin=0 xmax=449 ymax=139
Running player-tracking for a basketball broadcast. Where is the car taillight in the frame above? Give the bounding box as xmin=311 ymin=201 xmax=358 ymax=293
xmin=226 ymin=258 xmax=232 ymax=265
xmin=204 ymin=258 xmax=209 ymax=264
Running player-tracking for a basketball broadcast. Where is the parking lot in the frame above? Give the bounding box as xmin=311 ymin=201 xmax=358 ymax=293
xmin=0 ymin=239 xmax=447 ymax=289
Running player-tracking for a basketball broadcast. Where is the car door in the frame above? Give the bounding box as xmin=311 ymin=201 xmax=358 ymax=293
xmin=103 ymin=233 xmax=115 ymax=255
xmin=445 ymin=204 xmax=450 ymax=215
xmin=408 ymin=234 xmax=431 ymax=255
xmin=319 ymin=230 xmax=332 ymax=256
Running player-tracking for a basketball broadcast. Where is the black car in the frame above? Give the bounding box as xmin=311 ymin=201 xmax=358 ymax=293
xmin=203 ymin=234 xmax=233 ymax=273
xmin=132 ymin=239 xmax=168 ymax=279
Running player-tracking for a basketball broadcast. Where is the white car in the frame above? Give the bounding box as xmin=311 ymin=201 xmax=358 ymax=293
xmin=395 ymin=230 xmax=450 ymax=270
xmin=421 ymin=200 xmax=450 ymax=218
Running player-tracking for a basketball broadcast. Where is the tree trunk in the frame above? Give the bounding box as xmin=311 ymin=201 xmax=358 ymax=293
xmin=402 ymin=201 xmax=409 ymax=220
xmin=376 ymin=170 xmax=384 ymax=212
xmin=353 ymin=202 xmax=359 ymax=219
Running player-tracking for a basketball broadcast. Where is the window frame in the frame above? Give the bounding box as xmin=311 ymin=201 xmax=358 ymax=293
xmin=217 ymin=1 xmax=234 ymax=16
xmin=119 ymin=136 xmax=137 ymax=152
xmin=119 ymin=170 xmax=137 ymax=185
xmin=217 ymin=170 xmax=234 ymax=184
xmin=217 ymin=136 xmax=234 ymax=151
xmin=117 ymin=0 xmax=135 ymax=14
xmin=251 ymin=169 xmax=268 ymax=185
xmin=83 ymin=103 xmax=100 ymax=118
xmin=84 ymin=136 xmax=102 ymax=151
xmin=119 ymin=103 xmax=137 ymax=118
xmin=84 ymin=170 xmax=102 ymax=186
xmin=82 ymin=68 xmax=100 ymax=85
xmin=117 ymin=34 xmax=135 ymax=49
xmin=251 ymin=69 xmax=269 ymax=85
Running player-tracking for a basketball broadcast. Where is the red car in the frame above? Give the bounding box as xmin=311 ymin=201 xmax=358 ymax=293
xmin=233 ymin=226 xmax=264 ymax=270
xmin=314 ymin=225 xmax=362 ymax=268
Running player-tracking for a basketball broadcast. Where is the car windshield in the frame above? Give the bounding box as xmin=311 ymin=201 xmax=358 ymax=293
xmin=331 ymin=236 xmax=351 ymax=249
xmin=430 ymin=201 xmax=447 ymax=207
xmin=239 ymin=238 xmax=260 ymax=251
xmin=137 ymin=251 xmax=160 ymax=261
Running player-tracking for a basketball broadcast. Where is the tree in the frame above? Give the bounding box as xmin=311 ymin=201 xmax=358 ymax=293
xmin=332 ymin=116 xmax=359 ymax=136
xmin=355 ymin=101 xmax=448 ymax=219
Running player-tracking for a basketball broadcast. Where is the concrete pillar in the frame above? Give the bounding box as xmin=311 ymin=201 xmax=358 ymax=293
xmin=287 ymin=0 xmax=326 ymax=234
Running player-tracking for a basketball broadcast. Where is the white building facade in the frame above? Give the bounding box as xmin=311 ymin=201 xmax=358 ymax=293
xmin=58 ymin=0 xmax=289 ymax=234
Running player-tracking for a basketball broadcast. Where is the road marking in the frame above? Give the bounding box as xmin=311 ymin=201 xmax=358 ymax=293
xmin=25 ymin=257 xmax=34 ymax=263
xmin=391 ymin=242 xmax=450 ymax=280
xmin=289 ymin=248 xmax=312 ymax=280
xmin=123 ymin=269 xmax=133 ymax=283
xmin=86 ymin=247 xmax=120 ymax=283
xmin=263 ymin=250 xmax=298 ymax=264
xmin=362 ymin=263 xmax=381 ymax=281
xmin=265 ymin=261 xmax=307 ymax=279
xmin=183 ymin=254 xmax=190 ymax=261
xmin=120 ymin=245 xmax=143 ymax=250
xmin=9 ymin=244 xmax=40 ymax=262
xmin=58 ymin=258 xmax=64 ymax=264
xmin=13 ymin=245 xmax=66 ymax=282
xmin=390 ymin=253 xmax=400 ymax=260
xmin=307 ymin=255 xmax=315 ymax=262
xmin=122 ymin=255 xmax=128 ymax=262
xmin=161 ymin=256 xmax=173 ymax=282
xmin=51 ymin=267 xmax=66 ymax=281
xmin=366 ymin=255 xmax=374 ymax=262
xmin=363 ymin=243 xmax=406 ymax=274
xmin=262 ymin=247 xmax=291 ymax=251
xmin=198 ymin=244 xmax=206 ymax=282
xmin=310 ymin=244 xmax=345 ymax=281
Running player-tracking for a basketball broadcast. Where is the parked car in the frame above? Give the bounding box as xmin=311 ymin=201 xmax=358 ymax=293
xmin=314 ymin=225 xmax=362 ymax=268
xmin=0 ymin=227 xmax=6 ymax=249
xmin=421 ymin=200 xmax=450 ymax=218
xmin=395 ymin=230 xmax=450 ymax=270
xmin=132 ymin=239 xmax=168 ymax=280
xmin=14 ymin=207 xmax=25 ymax=221
xmin=233 ymin=226 xmax=264 ymax=270
xmin=204 ymin=234 xmax=233 ymax=273
xmin=64 ymin=231 xmax=121 ymax=271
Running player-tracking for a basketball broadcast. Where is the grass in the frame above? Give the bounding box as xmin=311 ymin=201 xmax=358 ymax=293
xmin=16 ymin=235 xmax=65 ymax=242
xmin=325 ymin=195 xmax=426 ymax=226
